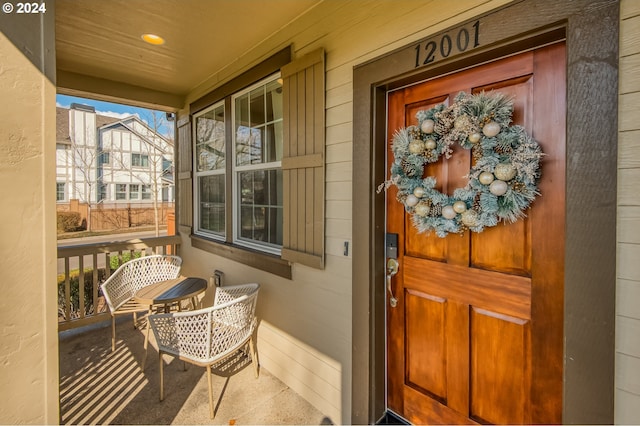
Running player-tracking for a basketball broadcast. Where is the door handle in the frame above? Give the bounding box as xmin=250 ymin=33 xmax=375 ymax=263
xmin=386 ymin=258 xmax=399 ymax=308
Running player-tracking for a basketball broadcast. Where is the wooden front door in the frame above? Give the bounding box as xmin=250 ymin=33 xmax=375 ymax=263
xmin=385 ymin=43 xmax=566 ymax=425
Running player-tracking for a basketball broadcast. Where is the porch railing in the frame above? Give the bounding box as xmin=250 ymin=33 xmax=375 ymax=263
xmin=57 ymin=235 xmax=181 ymax=331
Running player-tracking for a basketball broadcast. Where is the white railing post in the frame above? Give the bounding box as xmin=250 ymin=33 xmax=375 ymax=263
xmin=57 ymin=235 xmax=182 ymax=331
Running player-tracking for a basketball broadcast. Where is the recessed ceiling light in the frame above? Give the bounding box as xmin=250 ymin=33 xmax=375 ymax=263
xmin=141 ymin=33 xmax=165 ymax=45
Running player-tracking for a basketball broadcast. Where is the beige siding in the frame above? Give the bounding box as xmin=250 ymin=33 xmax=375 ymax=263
xmin=179 ymin=0 xmax=514 ymax=423
xmin=618 ymin=0 xmax=640 ymax=422
xmin=0 ymin=31 xmax=59 ymax=423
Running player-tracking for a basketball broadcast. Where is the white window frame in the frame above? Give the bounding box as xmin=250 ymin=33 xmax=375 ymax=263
xmin=231 ymin=73 xmax=283 ymax=255
xmin=129 ymin=183 xmax=140 ymax=200
xmin=56 ymin=182 xmax=66 ymax=202
xmin=131 ymin=153 xmax=149 ymax=168
xmin=193 ymin=101 xmax=226 ymax=241
xmin=141 ymin=184 xmax=152 ymax=200
xmin=115 ymin=183 xmax=127 ymax=200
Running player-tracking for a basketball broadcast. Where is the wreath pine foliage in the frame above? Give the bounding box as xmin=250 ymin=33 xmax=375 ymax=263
xmin=379 ymin=91 xmax=543 ymax=237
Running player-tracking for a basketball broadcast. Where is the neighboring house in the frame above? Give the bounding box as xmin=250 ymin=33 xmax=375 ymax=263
xmin=56 ymin=103 xmax=174 ymax=207
xmin=5 ymin=1 xmax=640 ymax=425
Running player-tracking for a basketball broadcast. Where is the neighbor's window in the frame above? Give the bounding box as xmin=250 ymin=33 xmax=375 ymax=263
xmin=141 ymin=185 xmax=152 ymax=200
xmin=129 ymin=184 xmax=140 ymax=200
xmin=193 ymin=74 xmax=283 ymax=253
xmin=132 ymin=153 xmax=149 ymax=167
xmin=115 ymin=184 xmax=127 ymax=200
xmin=99 ymin=151 xmax=110 ymax=165
xmin=56 ymin=182 xmax=65 ymax=202
xmin=98 ymin=184 xmax=107 ymax=202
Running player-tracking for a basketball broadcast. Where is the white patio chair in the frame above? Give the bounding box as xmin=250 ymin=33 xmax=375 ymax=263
xmin=148 ymin=283 xmax=260 ymax=419
xmin=100 ymin=254 xmax=182 ymax=354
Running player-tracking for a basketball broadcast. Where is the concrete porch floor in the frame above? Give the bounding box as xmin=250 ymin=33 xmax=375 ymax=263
xmin=59 ymin=317 xmax=333 ymax=425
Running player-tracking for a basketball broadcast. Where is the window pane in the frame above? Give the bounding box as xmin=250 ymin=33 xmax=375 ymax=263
xmin=249 ymin=86 xmax=265 ymax=126
xmin=56 ymin=183 xmax=65 ymax=201
xmin=265 ymin=79 xmax=283 ymax=122
xmin=199 ymin=175 xmax=225 ymax=235
xmin=130 ymin=184 xmax=140 ymax=199
xmin=236 ymin=126 xmax=262 ymax=166
xmin=235 ymin=93 xmax=249 ymax=128
xmin=238 ymin=169 xmax=282 ymax=245
xmin=235 ymin=77 xmax=282 ymax=167
xmin=141 ymin=185 xmax=152 ymax=200
xmin=116 ymin=184 xmax=127 ymax=200
xmin=265 ymin=122 xmax=283 ymax=163
xmin=196 ymin=105 xmax=225 ymax=171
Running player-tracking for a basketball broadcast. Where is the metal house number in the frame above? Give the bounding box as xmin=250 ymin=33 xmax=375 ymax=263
xmin=414 ymin=20 xmax=481 ymax=68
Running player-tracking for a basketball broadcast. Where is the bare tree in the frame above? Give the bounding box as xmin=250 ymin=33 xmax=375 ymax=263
xmin=107 ymin=112 xmax=175 ymax=236
xmin=67 ymin=118 xmax=103 ymax=231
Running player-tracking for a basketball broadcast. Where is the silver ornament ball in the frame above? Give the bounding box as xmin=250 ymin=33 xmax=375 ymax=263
xmin=461 ymin=210 xmax=479 ymax=226
xmin=482 ymin=121 xmax=501 ymax=137
xmin=489 ymin=180 xmax=508 ymax=196
xmin=494 ymin=162 xmax=517 ymax=181
xmin=424 ymin=139 xmax=437 ymax=150
xmin=479 ymin=171 xmax=495 ymax=185
xmin=413 ymin=187 xmax=426 ymax=198
xmin=409 ymin=140 xmax=424 ymax=154
xmin=421 ymin=119 xmax=435 ymax=134
xmin=442 ymin=205 xmax=457 ymax=219
xmin=405 ymin=194 xmax=419 ymax=207
xmin=468 ymin=132 xmax=481 ymax=144
xmin=453 ymin=200 xmax=467 ymax=213
xmin=415 ymin=202 xmax=430 ymax=217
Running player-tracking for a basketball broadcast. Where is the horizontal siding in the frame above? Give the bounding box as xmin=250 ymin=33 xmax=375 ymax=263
xmin=618 ymin=2 xmax=640 ymax=422
xmin=618 ymin=169 xmax=640 ymax=205
xmin=258 ymin=322 xmax=342 ymax=423
xmin=617 ymin=316 xmax=640 ymax=357
xmin=326 ymin=122 xmax=352 ymax=145
xmin=618 ymin=206 xmax=640 ymax=243
xmin=325 ymin=142 xmax=352 ymax=163
xmin=617 ymin=353 xmax=640 ymax=395
xmin=618 ymin=279 xmax=640 ymax=320
xmin=619 ymin=130 xmax=640 ymax=168
xmin=621 ymin=14 xmax=640 ymax=57
xmin=179 ymin=1 xmax=517 ymax=423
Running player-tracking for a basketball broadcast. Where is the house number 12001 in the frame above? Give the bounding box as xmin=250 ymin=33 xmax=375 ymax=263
xmin=414 ymin=21 xmax=480 ymax=68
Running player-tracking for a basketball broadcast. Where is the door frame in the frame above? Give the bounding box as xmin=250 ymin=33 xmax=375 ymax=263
xmin=351 ymin=0 xmax=619 ymax=424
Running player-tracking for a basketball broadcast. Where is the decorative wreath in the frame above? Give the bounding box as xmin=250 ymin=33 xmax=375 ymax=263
xmin=379 ymin=91 xmax=543 ymax=237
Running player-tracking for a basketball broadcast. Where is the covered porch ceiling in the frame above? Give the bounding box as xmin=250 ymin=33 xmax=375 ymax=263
xmin=55 ymin=0 xmax=323 ymax=111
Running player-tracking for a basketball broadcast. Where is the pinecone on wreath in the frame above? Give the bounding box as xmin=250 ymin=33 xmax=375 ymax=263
xmin=401 ymin=158 xmax=418 ymax=177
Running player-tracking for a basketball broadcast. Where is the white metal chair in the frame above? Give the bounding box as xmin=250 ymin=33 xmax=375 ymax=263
xmin=100 ymin=254 xmax=182 ymax=354
xmin=149 ymin=283 xmax=260 ymax=419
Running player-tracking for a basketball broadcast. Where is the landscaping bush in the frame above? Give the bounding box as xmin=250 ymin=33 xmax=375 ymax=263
xmin=57 ymin=268 xmax=108 ymax=320
xmin=57 ymin=211 xmax=82 ymax=233
xmin=109 ymin=250 xmax=143 ymax=270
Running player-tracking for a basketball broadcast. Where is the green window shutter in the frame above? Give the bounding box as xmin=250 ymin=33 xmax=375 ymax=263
xmin=281 ymin=48 xmax=325 ymax=269
xmin=177 ymin=117 xmax=193 ymax=231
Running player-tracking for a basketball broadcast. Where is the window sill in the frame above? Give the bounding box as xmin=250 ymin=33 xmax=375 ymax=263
xmin=190 ymin=234 xmax=292 ymax=279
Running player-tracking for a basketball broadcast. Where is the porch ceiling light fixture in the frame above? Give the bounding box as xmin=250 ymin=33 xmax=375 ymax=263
xmin=141 ymin=33 xmax=165 ymax=45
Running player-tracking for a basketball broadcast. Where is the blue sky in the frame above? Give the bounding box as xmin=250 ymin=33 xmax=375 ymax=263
xmin=56 ymin=94 xmax=173 ymax=137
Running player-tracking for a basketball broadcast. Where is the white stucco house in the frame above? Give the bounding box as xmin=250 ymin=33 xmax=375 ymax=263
xmin=56 ymin=103 xmax=174 ymax=208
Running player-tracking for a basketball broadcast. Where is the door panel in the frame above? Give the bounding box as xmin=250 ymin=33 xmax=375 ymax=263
xmin=470 ymin=308 xmax=530 ymax=424
xmin=386 ymin=43 xmax=565 ymax=424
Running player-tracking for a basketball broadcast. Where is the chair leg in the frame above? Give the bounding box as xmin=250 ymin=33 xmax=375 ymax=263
xmin=142 ymin=314 xmax=151 ymax=370
xmin=206 ymin=364 xmax=215 ymax=419
xmin=249 ymin=336 xmax=259 ymax=378
xmin=111 ymin=315 xmax=116 ymax=352
xmin=133 ymin=311 xmax=138 ymax=329
xmin=159 ymin=352 xmax=164 ymax=401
